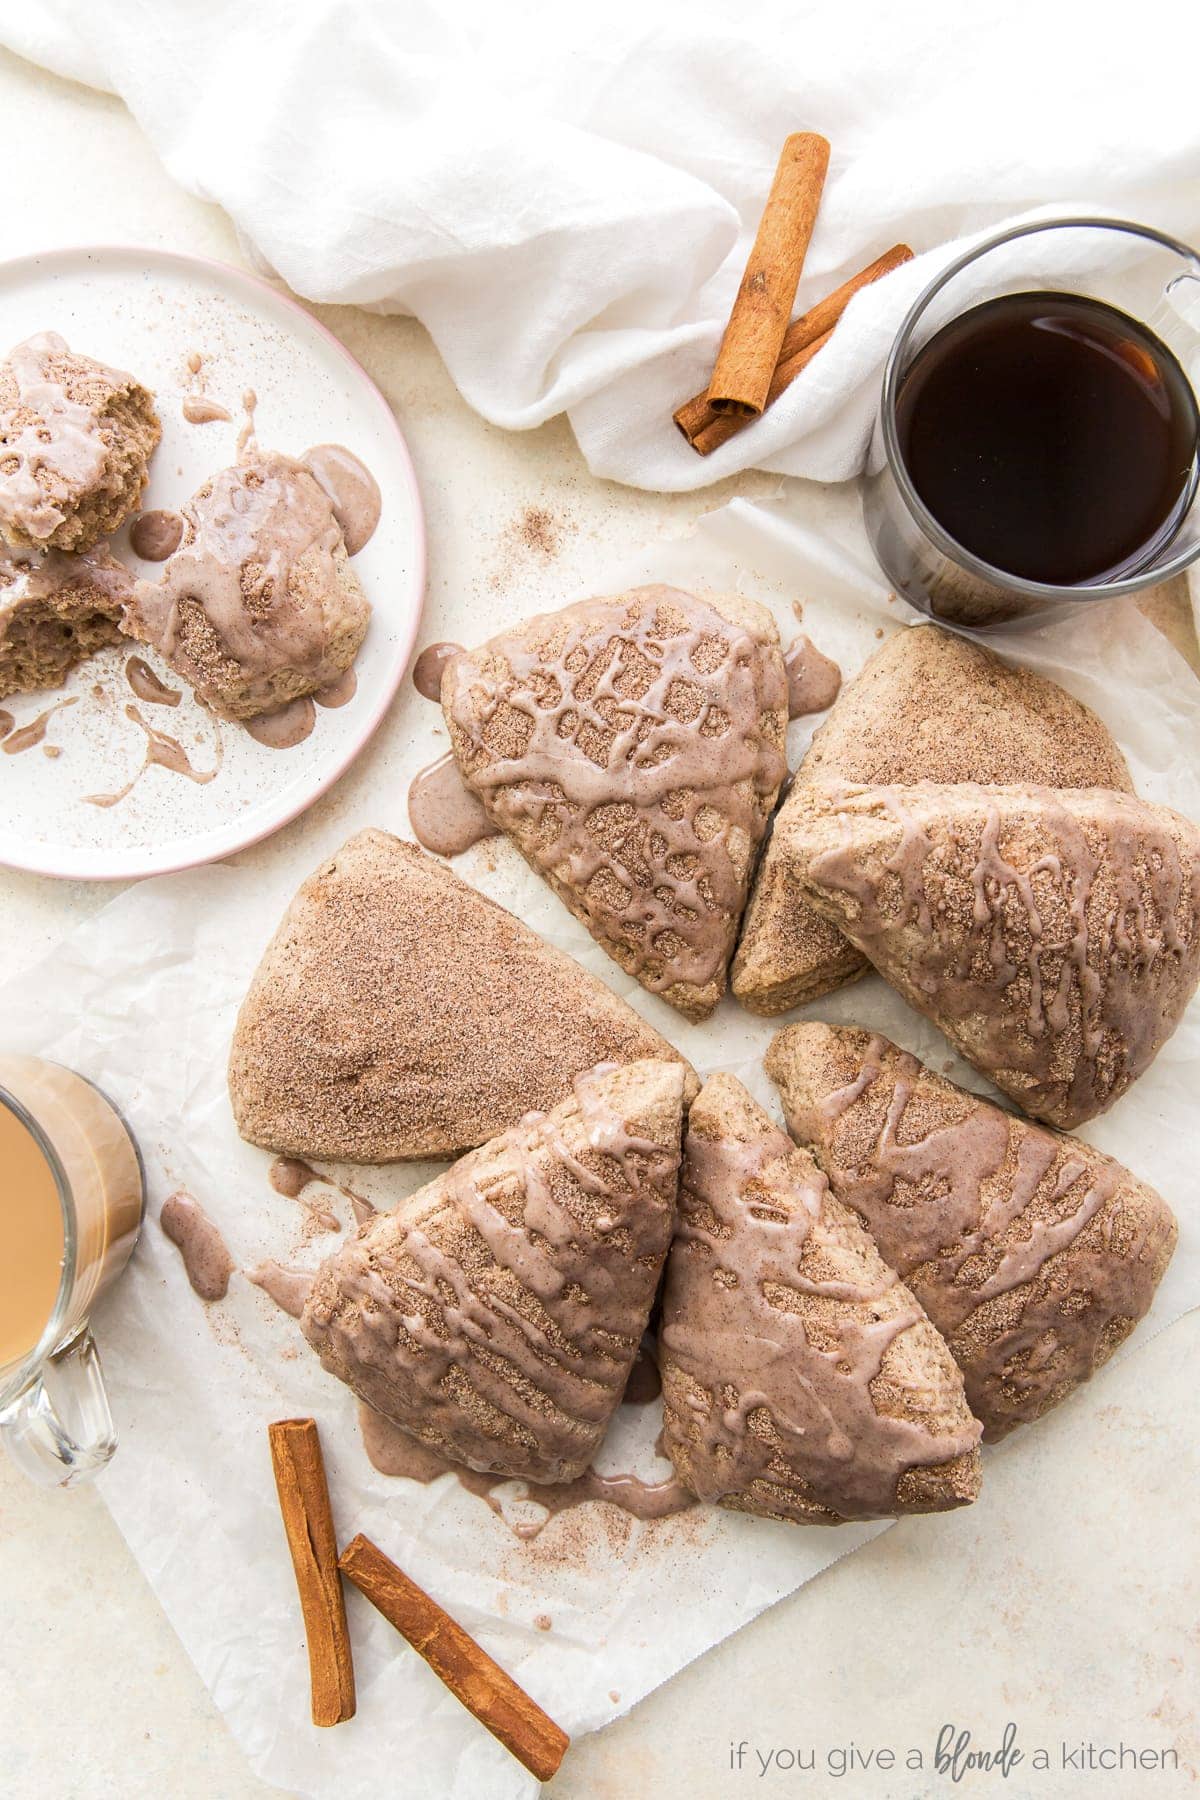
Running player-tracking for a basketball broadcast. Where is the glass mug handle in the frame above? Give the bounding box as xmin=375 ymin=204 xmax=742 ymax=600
xmin=0 ymin=1329 xmax=117 ymax=1487
xmin=1152 ymin=271 xmax=1200 ymax=367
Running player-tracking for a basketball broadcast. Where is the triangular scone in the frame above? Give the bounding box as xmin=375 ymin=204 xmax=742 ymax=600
xmin=732 ymin=625 xmax=1133 ymax=1015
xmin=442 ymin=585 xmax=788 ymax=1021
xmin=767 ymin=1023 xmax=1178 ymax=1440
xmin=658 ymin=1073 xmax=981 ymax=1524
xmin=779 ymin=782 xmax=1200 ymax=1129
xmin=228 ymin=830 xmax=697 ymax=1162
xmin=302 ymin=1060 xmax=685 ymax=1483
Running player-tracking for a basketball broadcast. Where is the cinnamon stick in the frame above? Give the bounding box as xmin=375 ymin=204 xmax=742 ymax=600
xmin=676 ymin=243 xmax=914 ymax=452
xmin=268 ymin=1419 xmax=356 ymax=1727
xmin=339 ymin=1533 xmax=569 ymax=1782
xmin=691 ymin=328 xmax=835 ymax=454
xmin=706 ymin=132 xmax=830 ymax=417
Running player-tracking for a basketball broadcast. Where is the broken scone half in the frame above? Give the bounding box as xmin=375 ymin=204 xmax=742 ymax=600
xmin=778 ymin=781 xmax=1200 ymax=1128
xmin=0 ymin=332 xmax=160 ymax=553
xmin=229 ymin=830 xmax=697 ymax=1161
xmin=442 ymin=584 xmax=788 ymax=1021
xmin=302 ymin=1059 xmax=685 ymax=1484
xmin=658 ymin=1072 xmax=982 ymax=1523
xmin=767 ymin=1023 xmax=1178 ymax=1440
xmin=732 ymin=624 xmax=1134 ymax=1016
xmin=0 ymin=541 xmax=134 ymax=701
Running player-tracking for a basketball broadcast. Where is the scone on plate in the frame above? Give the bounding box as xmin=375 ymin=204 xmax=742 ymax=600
xmin=123 ymin=451 xmax=370 ymax=720
xmin=0 ymin=541 xmax=134 ymax=701
xmin=0 ymin=332 xmax=160 ymax=553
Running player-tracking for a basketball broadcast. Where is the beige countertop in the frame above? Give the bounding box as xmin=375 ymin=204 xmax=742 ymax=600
xmin=0 ymin=45 xmax=1196 ymax=1800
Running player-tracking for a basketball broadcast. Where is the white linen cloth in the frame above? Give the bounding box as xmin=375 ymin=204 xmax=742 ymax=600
xmin=4 ymin=0 xmax=1200 ymax=496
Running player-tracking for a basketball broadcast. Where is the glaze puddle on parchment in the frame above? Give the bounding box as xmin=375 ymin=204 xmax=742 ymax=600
xmin=161 ymin=1191 xmax=234 ymax=1302
xmin=130 ymin=510 xmax=184 ymax=562
xmin=302 ymin=445 xmax=382 ymax=555
xmin=83 ymin=705 xmax=222 ymax=808
xmin=246 ymin=1259 xmax=314 ymax=1319
xmin=125 ymin=656 xmax=182 ymax=707
xmin=0 ymin=709 xmax=15 ymax=739
xmin=266 ymin=1156 xmax=375 ymax=1232
xmin=357 ymin=1403 xmax=694 ymax=1537
xmin=2 ymin=695 xmax=77 ymax=754
xmin=268 ymin=1156 xmax=341 ymax=1234
xmin=408 ymin=751 xmax=498 ymax=856
xmin=783 ymin=634 xmax=842 ymax=718
xmin=412 ymin=641 xmax=464 ymax=703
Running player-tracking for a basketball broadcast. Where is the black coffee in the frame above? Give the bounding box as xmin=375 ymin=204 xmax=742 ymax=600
xmin=895 ymin=291 xmax=1199 ymax=586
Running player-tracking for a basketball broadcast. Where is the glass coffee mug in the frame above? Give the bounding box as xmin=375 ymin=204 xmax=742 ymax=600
xmin=0 ymin=1055 xmax=143 ymax=1486
xmin=863 ymin=217 xmax=1200 ymax=626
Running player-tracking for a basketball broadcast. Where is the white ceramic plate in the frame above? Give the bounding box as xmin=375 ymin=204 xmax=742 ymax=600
xmin=0 ymin=246 xmax=425 ymax=880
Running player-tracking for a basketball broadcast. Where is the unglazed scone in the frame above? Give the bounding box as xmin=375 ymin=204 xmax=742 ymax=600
xmin=779 ymin=781 xmax=1200 ymax=1129
xmin=658 ymin=1073 xmax=981 ymax=1523
xmin=442 ymin=585 xmax=788 ymax=1021
xmin=0 ymin=542 xmax=133 ymax=701
xmin=122 ymin=452 xmax=369 ymax=720
xmin=767 ymin=1023 xmax=1178 ymax=1440
xmin=302 ymin=1060 xmax=685 ymax=1483
xmin=732 ymin=625 xmax=1133 ymax=1016
xmin=0 ymin=333 xmax=160 ymax=553
xmin=229 ymin=829 xmax=698 ymax=1162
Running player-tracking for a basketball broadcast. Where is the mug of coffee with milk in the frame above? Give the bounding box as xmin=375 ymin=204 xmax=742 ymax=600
xmin=0 ymin=1055 xmax=143 ymax=1486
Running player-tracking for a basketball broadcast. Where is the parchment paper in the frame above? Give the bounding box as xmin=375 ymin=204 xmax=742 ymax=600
xmin=2 ymin=493 xmax=1198 ymax=1800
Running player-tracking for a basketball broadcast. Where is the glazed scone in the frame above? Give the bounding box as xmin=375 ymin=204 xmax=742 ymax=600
xmin=229 ymin=829 xmax=698 ymax=1162
xmin=442 ymin=585 xmax=788 ymax=1021
xmin=302 ymin=1060 xmax=685 ymax=1483
xmin=732 ymin=625 xmax=1134 ymax=1016
xmin=123 ymin=452 xmax=369 ymax=720
xmin=0 ymin=333 xmax=160 ymax=553
xmin=767 ymin=1023 xmax=1178 ymax=1440
xmin=0 ymin=542 xmax=133 ymax=701
xmin=658 ymin=1073 xmax=981 ymax=1523
xmin=779 ymin=781 xmax=1200 ymax=1129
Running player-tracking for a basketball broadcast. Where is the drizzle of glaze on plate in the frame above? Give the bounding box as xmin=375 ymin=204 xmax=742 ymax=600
xmin=84 ymin=705 xmax=222 ymax=807
xmin=244 ymin=694 xmax=316 ymax=750
xmin=130 ymin=510 xmax=184 ymax=562
xmin=302 ymin=444 xmax=382 ymax=555
xmin=125 ymin=656 xmax=181 ymax=707
xmin=2 ymin=695 xmax=77 ymax=755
